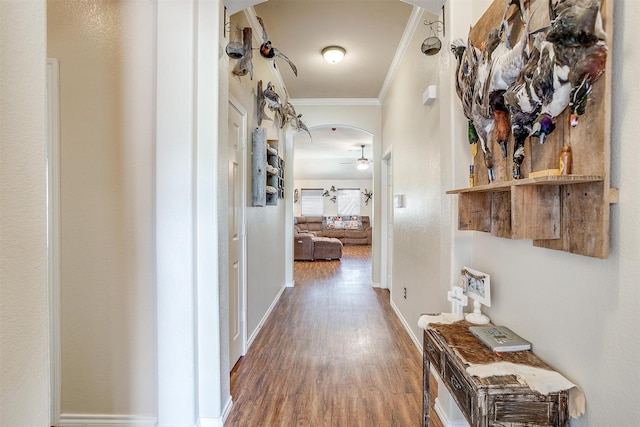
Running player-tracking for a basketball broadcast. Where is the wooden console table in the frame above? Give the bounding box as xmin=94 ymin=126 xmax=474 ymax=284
xmin=423 ymin=320 xmax=571 ymax=427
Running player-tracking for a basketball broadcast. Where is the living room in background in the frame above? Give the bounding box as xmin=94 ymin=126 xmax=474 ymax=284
xmin=337 ymin=188 xmax=361 ymax=216
xmin=300 ymin=188 xmax=323 ymax=216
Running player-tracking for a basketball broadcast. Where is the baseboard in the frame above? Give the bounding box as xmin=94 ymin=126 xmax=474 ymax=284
xmin=389 ymin=299 xmax=422 ymax=354
xmin=57 ymin=414 xmax=156 ymax=427
xmin=370 ymin=280 xmax=382 ymax=288
xmin=197 ymin=415 xmax=225 ymax=427
xmin=219 ymin=396 xmax=233 ymax=426
xmin=247 ymin=283 xmax=286 ymax=348
xmin=58 ymin=406 xmax=232 ymax=427
xmin=285 ymin=280 xmax=295 ymax=287
xmin=434 ymin=400 xmax=470 ymax=427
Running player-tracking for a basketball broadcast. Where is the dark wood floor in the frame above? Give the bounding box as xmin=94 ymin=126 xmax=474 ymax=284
xmin=225 ymin=245 xmax=423 ymax=426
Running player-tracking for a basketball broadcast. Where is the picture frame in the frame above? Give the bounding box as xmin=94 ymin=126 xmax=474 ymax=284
xmin=461 ymin=266 xmax=491 ymax=307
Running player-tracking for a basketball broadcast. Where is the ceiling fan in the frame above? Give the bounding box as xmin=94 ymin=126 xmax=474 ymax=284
xmin=340 ymin=145 xmax=371 ymax=170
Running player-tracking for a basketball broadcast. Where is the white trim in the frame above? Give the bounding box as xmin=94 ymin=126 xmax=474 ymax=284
xmin=378 ymin=6 xmax=424 ymax=103
xmin=390 ymin=299 xmax=422 ymax=354
xmin=286 ymin=280 xmax=295 ymax=288
xmin=47 ymin=57 xmax=62 ymax=427
xmin=291 ymin=98 xmax=381 ymax=107
xmin=58 ymin=414 xmax=157 ymax=427
xmin=218 ymin=396 xmax=233 ymax=426
xmin=380 ymin=147 xmax=393 ymax=291
xmin=370 ymin=280 xmax=382 ymax=288
xmin=246 ymin=283 xmax=287 ymax=348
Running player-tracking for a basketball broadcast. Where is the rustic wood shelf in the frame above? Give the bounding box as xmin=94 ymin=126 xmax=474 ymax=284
xmin=448 ymin=0 xmax=614 ymax=259
xmin=447 ymin=175 xmax=605 ymax=194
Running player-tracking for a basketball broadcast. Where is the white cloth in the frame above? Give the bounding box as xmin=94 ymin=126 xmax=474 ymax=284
xmin=466 ymin=361 xmax=585 ymax=418
xmin=417 ymin=313 xmax=461 ymax=330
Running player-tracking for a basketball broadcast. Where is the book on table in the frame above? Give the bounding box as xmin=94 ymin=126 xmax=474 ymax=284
xmin=469 ymin=325 xmax=532 ymax=352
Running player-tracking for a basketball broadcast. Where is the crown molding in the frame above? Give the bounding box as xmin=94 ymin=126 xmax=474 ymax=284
xmin=378 ymin=6 xmax=424 ymax=103
xmin=291 ymin=98 xmax=381 ymax=107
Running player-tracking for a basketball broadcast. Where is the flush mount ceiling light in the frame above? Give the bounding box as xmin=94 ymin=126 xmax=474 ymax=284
xmin=322 ymin=46 xmax=346 ymax=64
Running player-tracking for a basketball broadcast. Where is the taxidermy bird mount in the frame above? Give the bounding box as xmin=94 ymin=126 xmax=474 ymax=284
xmin=257 ymin=16 xmax=298 ymax=77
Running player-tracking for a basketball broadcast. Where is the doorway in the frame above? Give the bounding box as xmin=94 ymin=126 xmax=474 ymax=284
xmin=228 ymin=97 xmax=248 ymax=370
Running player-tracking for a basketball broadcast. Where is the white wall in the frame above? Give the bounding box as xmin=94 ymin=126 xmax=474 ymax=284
xmin=0 ymin=1 xmax=50 ymax=426
xmin=47 ymin=0 xmax=157 ymax=418
xmin=386 ymin=0 xmax=640 ymax=425
xmin=293 ymin=179 xmax=374 ymax=218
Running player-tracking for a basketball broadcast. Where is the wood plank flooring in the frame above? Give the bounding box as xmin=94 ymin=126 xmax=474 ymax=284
xmin=226 ymin=245 xmax=423 ymax=426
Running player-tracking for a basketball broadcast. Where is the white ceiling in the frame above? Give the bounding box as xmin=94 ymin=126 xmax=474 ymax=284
xmin=227 ymin=0 xmax=435 ymax=180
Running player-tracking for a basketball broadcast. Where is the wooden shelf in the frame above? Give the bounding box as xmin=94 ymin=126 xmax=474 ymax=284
xmin=447 ymin=175 xmax=604 ymax=194
xmin=448 ymin=0 xmax=614 ymax=259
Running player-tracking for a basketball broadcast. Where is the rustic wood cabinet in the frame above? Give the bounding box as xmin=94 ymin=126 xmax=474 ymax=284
xmin=447 ymin=0 xmax=616 ymax=258
xmin=423 ymin=321 xmax=570 ymax=427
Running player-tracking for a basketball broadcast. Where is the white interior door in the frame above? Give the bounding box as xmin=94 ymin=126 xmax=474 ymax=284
xmin=228 ymin=99 xmax=246 ymax=370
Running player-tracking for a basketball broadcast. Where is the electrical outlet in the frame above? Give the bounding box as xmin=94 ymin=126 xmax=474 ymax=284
xmin=403 ymin=287 xmax=407 ymax=299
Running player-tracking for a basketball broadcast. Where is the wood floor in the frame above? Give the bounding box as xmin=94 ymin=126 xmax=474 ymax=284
xmin=225 ymin=246 xmax=423 ymax=426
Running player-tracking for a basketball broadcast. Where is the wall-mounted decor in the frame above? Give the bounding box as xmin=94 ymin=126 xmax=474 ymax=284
xmin=230 ymin=26 xmax=253 ymax=80
xmin=447 ymin=0 xmax=616 ymax=259
xmin=362 ymin=189 xmax=373 ymax=205
xmin=251 ymin=127 xmax=284 ymax=206
xmin=257 ymin=16 xmax=298 ymax=76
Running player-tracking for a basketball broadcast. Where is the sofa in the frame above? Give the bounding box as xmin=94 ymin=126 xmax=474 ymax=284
xmin=293 ymin=233 xmax=343 ymax=261
xmin=294 ymin=216 xmax=372 ymax=245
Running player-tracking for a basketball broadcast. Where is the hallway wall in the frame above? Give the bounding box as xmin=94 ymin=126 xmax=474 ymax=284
xmin=381 ymin=8 xmax=449 ymax=340
xmin=0 ymin=1 xmax=50 ymax=426
xmin=47 ymin=0 xmax=157 ymax=418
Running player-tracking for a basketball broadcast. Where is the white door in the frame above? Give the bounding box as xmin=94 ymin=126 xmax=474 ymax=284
xmin=228 ymin=99 xmax=246 ymax=370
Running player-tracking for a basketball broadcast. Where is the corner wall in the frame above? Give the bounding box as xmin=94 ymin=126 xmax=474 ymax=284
xmin=0 ymin=1 xmax=50 ymax=425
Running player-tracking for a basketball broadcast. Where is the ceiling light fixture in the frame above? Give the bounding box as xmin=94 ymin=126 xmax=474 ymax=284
xmin=322 ymin=46 xmax=346 ymax=64
xmin=357 ymin=159 xmax=370 ymax=170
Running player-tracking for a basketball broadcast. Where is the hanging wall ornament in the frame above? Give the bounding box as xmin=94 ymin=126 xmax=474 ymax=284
xmin=225 ymin=24 xmax=244 ymax=59
xmin=421 ymin=10 xmax=445 ymax=56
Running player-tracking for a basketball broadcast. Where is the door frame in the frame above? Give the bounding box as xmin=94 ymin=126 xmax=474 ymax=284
xmin=47 ymin=58 xmax=62 ymax=425
xmin=228 ymin=95 xmax=248 ymax=363
xmin=380 ymin=147 xmax=393 ymax=291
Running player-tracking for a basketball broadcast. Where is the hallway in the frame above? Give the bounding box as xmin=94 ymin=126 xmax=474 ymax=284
xmin=226 ymin=246 xmax=423 ymax=426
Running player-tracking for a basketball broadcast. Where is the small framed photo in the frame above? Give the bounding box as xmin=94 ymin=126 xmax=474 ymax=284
xmin=461 ymin=267 xmax=491 ymax=307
